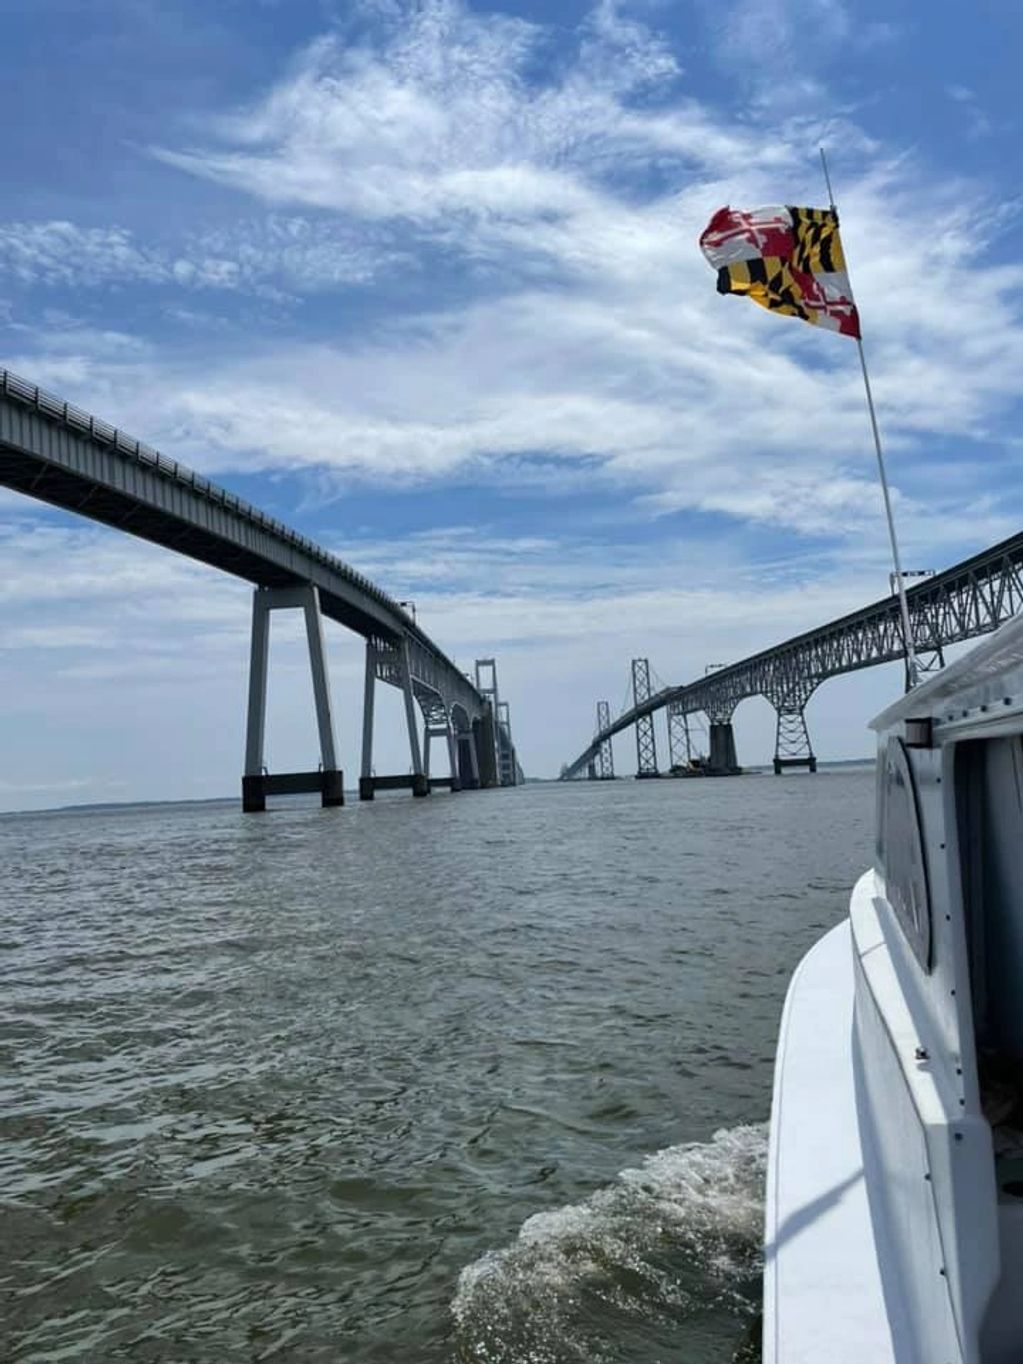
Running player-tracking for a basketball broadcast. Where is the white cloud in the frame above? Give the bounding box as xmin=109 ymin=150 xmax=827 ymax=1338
xmin=0 ymin=4 xmax=970 ymax=549
xmin=944 ymin=84 xmax=994 ymax=140
xmin=0 ymin=217 xmax=401 ymax=297
xmin=2 ymin=1 xmax=1023 ymax=797
xmin=0 ymin=502 xmax=917 ymax=803
xmin=153 ymin=0 xmax=775 ymax=229
xmin=722 ymin=0 xmax=851 ymax=70
xmin=0 ymin=222 xmax=167 ymax=288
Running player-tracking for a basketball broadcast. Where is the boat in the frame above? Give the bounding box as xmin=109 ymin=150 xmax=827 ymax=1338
xmin=764 ymin=613 xmax=1023 ymax=1363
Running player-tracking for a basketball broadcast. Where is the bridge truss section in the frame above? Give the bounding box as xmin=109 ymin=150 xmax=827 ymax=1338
xmin=593 ymin=701 xmax=615 ymax=779
xmin=667 ymin=700 xmax=692 ymax=770
xmin=631 ymin=658 xmax=659 ymax=778
xmin=560 ymin=527 xmax=1023 ymax=780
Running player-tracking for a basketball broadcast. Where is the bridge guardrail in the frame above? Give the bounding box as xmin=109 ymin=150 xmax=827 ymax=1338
xmin=0 ymin=366 xmax=476 ymax=695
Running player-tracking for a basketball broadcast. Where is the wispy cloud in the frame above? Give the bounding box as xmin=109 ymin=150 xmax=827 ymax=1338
xmin=0 ymin=6 xmax=977 ymax=542
xmin=945 ymin=84 xmax=994 ymax=140
xmin=152 ymin=0 xmax=772 ymax=228
xmin=2 ymin=0 xmax=1022 ymax=793
xmin=0 ymin=218 xmax=400 ymax=296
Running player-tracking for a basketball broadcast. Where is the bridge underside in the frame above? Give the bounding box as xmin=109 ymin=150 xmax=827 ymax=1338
xmin=0 ymin=368 xmax=526 ymax=805
xmin=562 ymin=526 xmax=1023 ymax=780
xmin=0 ymin=443 xmax=389 ymax=640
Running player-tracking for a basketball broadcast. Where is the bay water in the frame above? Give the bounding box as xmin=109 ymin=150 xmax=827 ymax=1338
xmin=0 ymin=770 xmax=874 ymax=1362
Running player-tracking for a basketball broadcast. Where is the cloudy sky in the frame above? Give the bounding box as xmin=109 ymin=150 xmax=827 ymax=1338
xmin=1 ymin=0 xmax=1021 ymax=808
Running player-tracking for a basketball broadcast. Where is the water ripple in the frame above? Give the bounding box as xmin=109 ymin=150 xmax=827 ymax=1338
xmin=0 ymin=773 xmax=873 ymax=1362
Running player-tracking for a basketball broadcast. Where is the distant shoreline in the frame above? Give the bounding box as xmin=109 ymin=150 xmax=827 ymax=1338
xmin=0 ymin=759 xmax=877 ymax=818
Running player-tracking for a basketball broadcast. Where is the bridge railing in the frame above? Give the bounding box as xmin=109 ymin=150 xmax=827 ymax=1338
xmin=1 ymin=368 xmax=389 ymax=600
xmin=561 ymin=525 xmax=1023 ymax=777
xmin=0 ymin=366 xmax=472 ymax=688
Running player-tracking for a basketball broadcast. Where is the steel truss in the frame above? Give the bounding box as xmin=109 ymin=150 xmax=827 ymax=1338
xmin=666 ymin=700 xmax=692 ymax=770
xmin=593 ymin=701 xmax=615 ymax=778
xmin=561 ymin=528 xmax=1023 ymax=779
xmin=631 ymin=658 xmax=658 ymax=777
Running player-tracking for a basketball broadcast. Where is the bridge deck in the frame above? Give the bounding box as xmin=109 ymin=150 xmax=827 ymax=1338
xmin=0 ymin=368 xmax=482 ymax=719
xmin=562 ymin=528 xmax=1023 ymax=778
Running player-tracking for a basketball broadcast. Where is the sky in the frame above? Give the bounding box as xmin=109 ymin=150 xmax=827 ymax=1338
xmin=1 ymin=0 xmax=1022 ymax=809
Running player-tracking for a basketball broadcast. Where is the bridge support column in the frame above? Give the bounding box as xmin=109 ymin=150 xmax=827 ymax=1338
xmin=476 ymin=708 xmax=500 ymax=789
xmin=242 ymin=584 xmax=343 ymax=812
xmin=360 ymin=638 xmax=431 ymax=799
xmin=594 ymin=700 xmax=615 ymax=780
xmin=771 ymin=712 xmax=816 ymax=774
xmin=667 ymin=701 xmax=693 ymax=772
xmin=707 ymin=719 xmax=739 ymax=775
xmin=457 ymin=729 xmax=481 ymax=790
xmin=399 ymin=640 xmax=428 ymax=797
xmin=445 ymin=728 xmax=461 ymax=792
xmin=907 ymin=608 xmax=946 ymax=691
xmin=631 ymin=658 xmax=659 ymax=778
xmin=764 ymin=677 xmax=819 ymax=775
xmin=474 ymin=660 xmax=503 ymax=787
xmin=423 ymin=711 xmax=460 ymax=793
xmin=359 ymin=639 xmax=378 ymax=801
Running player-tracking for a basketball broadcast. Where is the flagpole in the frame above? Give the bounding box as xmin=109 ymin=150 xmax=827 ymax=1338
xmin=819 ymin=147 xmax=918 ymax=688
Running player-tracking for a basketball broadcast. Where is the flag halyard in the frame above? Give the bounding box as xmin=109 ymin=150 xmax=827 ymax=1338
xmin=700 ymin=204 xmax=861 ymax=338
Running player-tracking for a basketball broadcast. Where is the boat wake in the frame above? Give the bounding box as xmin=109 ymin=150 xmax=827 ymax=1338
xmin=451 ymin=1123 xmax=767 ymax=1363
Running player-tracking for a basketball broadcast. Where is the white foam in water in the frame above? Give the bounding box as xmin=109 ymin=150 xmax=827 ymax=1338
xmin=451 ymin=1124 xmax=767 ymax=1363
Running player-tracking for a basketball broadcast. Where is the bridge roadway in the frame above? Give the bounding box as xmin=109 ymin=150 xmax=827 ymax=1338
xmin=0 ymin=367 xmax=521 ymax=807
xmin=561 ymin=528 xmax=1023 ymax=779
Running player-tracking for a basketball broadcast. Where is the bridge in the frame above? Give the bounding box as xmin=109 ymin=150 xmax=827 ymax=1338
xmin=0 ymin=368 xmax=522 ymax=809
xmin=561 ymin=529 xmax=1023 ymax=780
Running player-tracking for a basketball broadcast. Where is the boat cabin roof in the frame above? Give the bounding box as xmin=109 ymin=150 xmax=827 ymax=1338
xmin=871 ymin=613 xmax=1023 ymax=735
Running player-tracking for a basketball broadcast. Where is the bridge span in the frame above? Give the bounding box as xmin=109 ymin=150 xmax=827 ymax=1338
xmin=561 ymin=528 xmax=1023 ymax=780
xmin=0 ymin=368 xmax=522 ymax=808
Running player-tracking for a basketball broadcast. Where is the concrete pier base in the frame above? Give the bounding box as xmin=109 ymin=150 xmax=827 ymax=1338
xmin=243 ymin=768 xmax=344 ymax=812
xmin=774 ymin=754 xmax=818 ymax=775
xmin=708 ymin=721 xmax=740 ymax=775
xmin=358 ymin=773 xmax=430 ymax=799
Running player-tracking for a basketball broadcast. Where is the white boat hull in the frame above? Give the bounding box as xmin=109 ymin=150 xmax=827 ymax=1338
xmin=764 ymin=911 xmax=898 ymax=1364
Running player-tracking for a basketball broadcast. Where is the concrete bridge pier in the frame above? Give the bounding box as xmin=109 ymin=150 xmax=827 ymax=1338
xmin=456 ymin=727 xmax=481 ymax=789
xmin=399 ymin=640 xmax=429 ymax=797
xmin=473 ymin=661 xmax=503 ymax=788
xmin=707 ymin=718 xmax=739 ymax=774
xmin=765 ymin=680 xmax=818 ymax=774
xmin=475 ymin=707 xmax=500 ymax=788
xmin=242 ymin=584 xmax=343 ymax=812
xmin=359 ymin=639 xmax=429 ymax=800
xmin=423 ymin=711 xmax=461 ymax=793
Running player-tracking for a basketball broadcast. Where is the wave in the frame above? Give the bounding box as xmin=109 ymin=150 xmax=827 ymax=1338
xmin=451 ymin=1123 xmax=767 ymax=1363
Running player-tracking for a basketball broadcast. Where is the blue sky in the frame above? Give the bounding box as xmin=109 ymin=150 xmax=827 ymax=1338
xmin=1 ymin=0 xmax=1022 ymax=808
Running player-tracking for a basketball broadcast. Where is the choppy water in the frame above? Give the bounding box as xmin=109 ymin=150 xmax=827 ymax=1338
xmin=0 ymin=771 xmax=874 ymax=1363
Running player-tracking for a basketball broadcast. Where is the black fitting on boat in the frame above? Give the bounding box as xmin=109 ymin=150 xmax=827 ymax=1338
xmin=905 ymin=717 xmax=933 ymax=748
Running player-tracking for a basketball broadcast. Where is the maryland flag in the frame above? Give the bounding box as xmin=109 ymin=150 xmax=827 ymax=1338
xmin=699 ymin=205 xmax=861 ymax=338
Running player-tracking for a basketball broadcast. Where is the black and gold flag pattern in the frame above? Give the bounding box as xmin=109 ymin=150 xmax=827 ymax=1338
xmin=699 ymin=204 xmax=861 ymax=338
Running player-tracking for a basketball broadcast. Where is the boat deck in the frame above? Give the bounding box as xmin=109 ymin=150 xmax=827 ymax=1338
xmin=764 ymin=920 xmax=897 ymax=1364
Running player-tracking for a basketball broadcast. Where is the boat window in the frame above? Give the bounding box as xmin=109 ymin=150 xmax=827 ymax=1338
xmin=877 ymin=735 xmax=931 ymax=970
xmin=956 ymin=737 xmax=1023 ymax=1058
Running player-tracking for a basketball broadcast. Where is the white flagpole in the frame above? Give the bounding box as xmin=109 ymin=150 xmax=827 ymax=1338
xmin=820 ymin=148 xmax=918 ymax=688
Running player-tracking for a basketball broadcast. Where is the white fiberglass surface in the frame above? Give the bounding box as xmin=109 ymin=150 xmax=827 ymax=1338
xmin=764 ymin=917 xmax=896 ymax=1364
